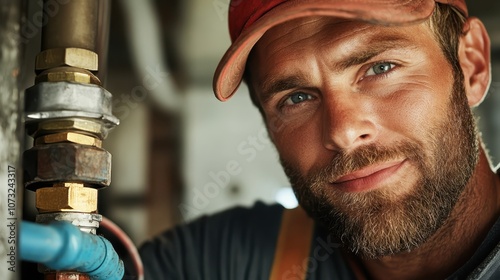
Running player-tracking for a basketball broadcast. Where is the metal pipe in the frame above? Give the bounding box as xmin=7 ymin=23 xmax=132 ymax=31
xmin=20 ymin=221 xmax=124 ymax=280
xmin=41 ymin=0 xmax=99 ymax=51
xmin=120 ymin=0 xmax=181 ymax=112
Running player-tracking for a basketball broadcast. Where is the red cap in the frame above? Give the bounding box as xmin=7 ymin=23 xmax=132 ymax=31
xmin=213 ymin=0 xmax=468 ymax=101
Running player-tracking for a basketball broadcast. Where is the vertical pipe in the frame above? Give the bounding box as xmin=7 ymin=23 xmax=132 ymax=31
xmin=0 ymin=0 xmax=22 ymax=279
xmin=41 ymin=0 xmax=99 ymax=51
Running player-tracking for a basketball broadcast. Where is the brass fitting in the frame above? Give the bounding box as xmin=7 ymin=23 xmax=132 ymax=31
xmin=36 ymin=183 xmax=98 ymax=213
xmin=35 ymin=67 xmax=101 ymax=85
xmin=27 ymin=118 xmax=107 ymax=139
xmin=35 ymin=48 xmax=98 ymax=72
xmin=35 ymin=132 xmax=102 ymax=148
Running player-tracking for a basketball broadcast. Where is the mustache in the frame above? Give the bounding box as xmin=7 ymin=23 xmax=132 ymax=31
xmin=311 ymin=142 xmax=423 ymax=184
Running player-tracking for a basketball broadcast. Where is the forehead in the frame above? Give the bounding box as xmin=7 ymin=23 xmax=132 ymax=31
xmin=253 ymin=16 xmax=434 ymax=59
xmin=248 ymin=16 xmax=438 ymax=91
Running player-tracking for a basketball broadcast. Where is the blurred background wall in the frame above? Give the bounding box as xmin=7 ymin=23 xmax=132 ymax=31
xmin=19 ymin=0 xmax=500 ymax=249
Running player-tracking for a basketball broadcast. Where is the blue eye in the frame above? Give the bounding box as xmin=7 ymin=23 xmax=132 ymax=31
xmin=283 ymin=92 xmax=312 ymax=105
xmin=366 ymin=62 xmax=395 ymax=76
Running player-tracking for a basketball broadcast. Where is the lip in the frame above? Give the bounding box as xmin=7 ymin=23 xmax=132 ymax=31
xmin=332 ymin=160 xmax=406 ymax=193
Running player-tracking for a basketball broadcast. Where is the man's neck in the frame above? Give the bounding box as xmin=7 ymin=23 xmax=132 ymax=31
xmin=353 ymin=148 xmax=500 ymax=280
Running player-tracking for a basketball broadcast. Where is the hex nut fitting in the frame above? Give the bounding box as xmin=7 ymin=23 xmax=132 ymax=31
xmin=24 ymin=81 xmax=120 ymax=128
xmin=26 ymin=118 xmax=107 ymax=139
xmin=35 ymin=48 xmax=98 ymax=72
xmin=36 ymin=183 xmax=98 ymax=213
xmin=35 ymin=132 xmax=102 ymax=148
xmin=23 ymin=143 xmax=111 ymax=190
xmin=35 ymin=67 xmax=101 ymax=85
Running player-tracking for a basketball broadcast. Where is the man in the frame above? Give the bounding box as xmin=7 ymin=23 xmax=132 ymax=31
xmin=140 ymin=0 xmax=499 ymax=279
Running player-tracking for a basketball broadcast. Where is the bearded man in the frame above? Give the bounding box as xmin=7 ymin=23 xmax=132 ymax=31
xmin=139 ymin=0 xmax=500 ymax=279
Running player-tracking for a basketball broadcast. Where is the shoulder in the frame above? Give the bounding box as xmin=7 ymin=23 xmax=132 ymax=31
xmin=139 ymin=202 xmax=285 ymax=280
xmin=151 ymin=201 xmax=284 ymax=245
xmin=197 ymin=201 xmax=285 ymax=230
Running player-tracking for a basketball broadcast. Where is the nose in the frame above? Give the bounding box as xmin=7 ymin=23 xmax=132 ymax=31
xmin=322 ymin=95 xmax=379 ymax=151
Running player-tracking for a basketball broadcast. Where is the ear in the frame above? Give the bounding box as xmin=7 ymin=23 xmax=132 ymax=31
xmin=458 ymin=17 xmax=491 ymax=107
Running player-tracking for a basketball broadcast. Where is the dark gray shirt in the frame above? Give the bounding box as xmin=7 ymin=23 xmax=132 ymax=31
xmin=138 ymin=202 xmax=500 ymax=279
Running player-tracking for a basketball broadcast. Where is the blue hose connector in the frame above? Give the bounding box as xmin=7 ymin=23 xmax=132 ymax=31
xmin=20 ymin=220 xmax=124 ymax=280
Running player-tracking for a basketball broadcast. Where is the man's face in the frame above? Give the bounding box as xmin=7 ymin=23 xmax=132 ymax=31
xmin=248 ymin=17 xmax=479 ymax=258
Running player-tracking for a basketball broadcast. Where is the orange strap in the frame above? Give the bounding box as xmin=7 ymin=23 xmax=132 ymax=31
xmin=269 ymin=206 xmax=314 ymax=280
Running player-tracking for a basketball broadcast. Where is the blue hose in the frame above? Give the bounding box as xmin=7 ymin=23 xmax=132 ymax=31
xmin=20 ymin=220 xmax=124 ymax=280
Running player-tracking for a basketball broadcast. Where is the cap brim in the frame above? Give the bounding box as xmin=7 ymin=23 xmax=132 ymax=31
xmin=213 ymin=0 xmax=437 ymax=101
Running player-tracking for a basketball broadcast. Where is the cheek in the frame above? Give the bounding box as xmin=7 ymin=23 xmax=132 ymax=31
xmin=374 ymin=76 xmax=453 ymax=138
xmin=268 ymin=115 xmax=324 ymax=175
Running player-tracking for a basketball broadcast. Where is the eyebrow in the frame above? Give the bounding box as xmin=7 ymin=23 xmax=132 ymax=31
xmin=332 ymin=36 xmax=412 ymax=70
xmin=259 ymin=76 xmax=305 ymax=104
xmin=258 ymin=35 xmax=414 ymax=102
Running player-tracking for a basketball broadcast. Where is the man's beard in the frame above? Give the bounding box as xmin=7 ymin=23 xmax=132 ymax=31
xmin=281 ymin=73 xmax=479 ymax=259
